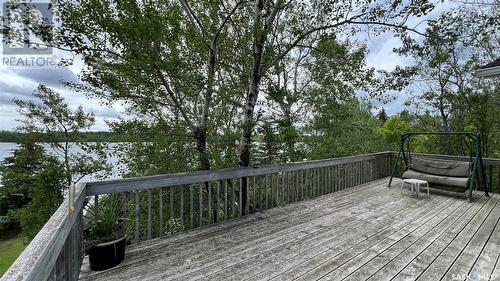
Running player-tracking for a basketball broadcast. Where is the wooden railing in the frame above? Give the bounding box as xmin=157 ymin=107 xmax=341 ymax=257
xmin=0 ymin=151 xmax=398 ymax=281
xmin=86 ymin=151 xmax=392 ymax=243
xmin=2 ymin=183 xmax=86 ymax=281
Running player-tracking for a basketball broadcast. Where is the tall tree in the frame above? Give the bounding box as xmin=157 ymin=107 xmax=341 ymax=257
xmin=237 ymin=0 xmax=434 ymax=168
xmin=377 ymin=108 xmax=388 ymax=124
xmin=46 ymin=0 xmax=248 ymax=171
xmin=14 ymin=85 xmax=109 ymax=186
xmin=397 ymin=4 xmax=499 ymax=154
xmin=0 ymin=143 xmax=45 ymax=234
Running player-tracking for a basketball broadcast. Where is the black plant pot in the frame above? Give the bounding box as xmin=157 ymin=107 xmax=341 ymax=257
xmin=89 ymin=236 xmax=126 ymax=271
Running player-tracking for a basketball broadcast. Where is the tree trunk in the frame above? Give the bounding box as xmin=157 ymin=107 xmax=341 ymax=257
xmin=194 ymin=127 xmax=210 ymax=171
xmin=238 ymin=0 xmax=267 ymax=215
xmin=195 ymin=42 xmax=217 ymax=172
xmin=239 ymin=0 xmax=267 ymax=168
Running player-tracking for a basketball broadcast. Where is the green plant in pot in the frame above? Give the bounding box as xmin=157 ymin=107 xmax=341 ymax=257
xmin=84 ymin=193 xmax=127 ymax=271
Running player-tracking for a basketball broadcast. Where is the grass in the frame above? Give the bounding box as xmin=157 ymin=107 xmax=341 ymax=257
xmin=0 ymin=234 xmax=25 ymax=277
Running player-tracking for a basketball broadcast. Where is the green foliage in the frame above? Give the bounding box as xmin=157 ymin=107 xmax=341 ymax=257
xmin=305 ymin=98 xmax=380 ymax=159
xmin=377 ymin=108 xmax=388 ymax=125
xmin=14 ymin=85 xmax=111 ymax=185
xmin=395 ymin=4 xmax=500 ymax=156
xmin=376 ymin=117 xmax=413 ymax=151
xmin=84 ymin=194 xmax=126 ymax=248
xmin=18 ymin=157 xmax=64 ymax=242
xmin=0 ymin=143 xmax=46 ymax=233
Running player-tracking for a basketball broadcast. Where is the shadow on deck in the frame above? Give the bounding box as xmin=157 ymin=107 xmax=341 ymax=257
xmin=79 ymin=178 xmax=500 ymax=281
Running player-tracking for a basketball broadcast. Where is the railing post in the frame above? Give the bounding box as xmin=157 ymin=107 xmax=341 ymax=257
xmin=69 ymin=183 xmax=75 ymax=214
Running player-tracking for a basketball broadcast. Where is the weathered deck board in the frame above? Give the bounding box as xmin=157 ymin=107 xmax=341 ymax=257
xmin=313 ymin=193 xmax=479 ymax=281
xmin=79 ymin=178 xmax=500 ymax=281
xmin=360 ymin=193 xmax=488 ymax=281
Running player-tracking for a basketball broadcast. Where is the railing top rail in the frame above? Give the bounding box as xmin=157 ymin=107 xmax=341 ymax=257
xmin=85 ymin=151 xmax=392 ymax=196
xmin=2 ymin=183 xmax=87 ymax=281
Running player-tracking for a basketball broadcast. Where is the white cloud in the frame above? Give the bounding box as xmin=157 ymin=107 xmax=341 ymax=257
xmin=0 ymin=62 xmax=123 ymax=131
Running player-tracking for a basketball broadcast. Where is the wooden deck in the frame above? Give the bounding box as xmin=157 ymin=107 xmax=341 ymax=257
xmin=79 ymin=178 xmax=500 ymax=281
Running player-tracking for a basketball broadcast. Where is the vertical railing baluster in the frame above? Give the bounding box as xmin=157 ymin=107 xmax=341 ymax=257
xmin=354 ymin=162 xmax=358 ymax=186
xmin=264 ymin=174 xmax=269 ymax=209
xmin=159 ymin=188 xmax=163 ymax=237
xmin=349 ymin=164 xmax=352 ymax=188
xmin=311 ymin=169 xmax=315 ymax=197
xmin=252 ymin=176 xmax=256 ymax=212
xmin=488 ymin=165 xmax=493 ymax=191
xmin=328 ymin=166 xmax=332 ymax=193
xmin=278 ymin=173 xmax=282 ymax=205
xmin=317 ymin=168 xmax=321 ymax=195
xmin=305 ymin=169 xmax=309 ymax=199
xmin=347 ymin=164 xmax=350 ymax=188
xmin=299 ymin=170 xmax=304 ymax=201
xmin=343 ymin=164 xmax=346 ymax=189
xmin=355 ymin=162 xmax=359 ymax=186
xmin=324 ymin=167 xmax=328 ymax=194
xmin=147 ymin=190 xmax=152 ymax=240
xmin=364 ymin=160 xmax=366 ymax=182
xmin=497 ymin=166 xmax=500 ymax=194
xmin=332 ymin=166 xmax=336 ymax=191
xmin=311 ymin=169 xmax=314 ymax=197
xmin=208 ymin=181 xmax=212 ymax=223
xmin=199 ymin=184 xmax=203 ymax=227
xmin=317 ymin=168 xmax=320 ymax=196
xmin=283 ymin=171 xmax=287 ymax=203
xmin=180 ymin=187 xmax=184 ymax=229
xmin=190 ymin=185 xmax=194 ymax=229
xmin=319 ymin=168 xmax=323 ymax=195
xmin=352 ymin=163 xmax=355 ymax=187
xmin=297 ymin=170 xmax=301 ymax=201
xmin=325 ymin=167 xmax=328 ymax=194
xmin=276 ymin=173 xmax=280 ymax=207
xmin=239 ymin=178 xmax=243 ymax=217
xmin=340 ymin=165 xmax=343 ymax=190
xmin=348 ymin=163 xmax=351 ymax=188
xmin=224 ymin=180 xmax=228 ymax=219
xmin=295 ymin=170 xmax=299 ymax=201
xmin=290 ymin=171 xmax=294 ymax=202
xmin=285 ymin=172 xmax=290 ymax=204
xmin=496 ymin=166 xmax=500 ymax=194
xmin=230 ymin=179 xmax=236 ymax=218
xmin=334 ymin=165 xmax=338 ymax=192
xmin=170 ymin=188 xmax=174 ymax=234
xmin=331 ymin=166 xmax=335 ymax=192
xmin=281 ymin=172 xmax=285 ymax=204
xmin=94 ymin=195 xmax=99 ymax=217
xmin=135 ymin=191 xmax=140 ymax=242
xmin=216 ymin=181 xmax=220 ymax=221
xmin=270 ymin=174 xmax=274 ymax=208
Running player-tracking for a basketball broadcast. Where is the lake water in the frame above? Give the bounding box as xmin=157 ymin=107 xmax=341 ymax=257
xmin=0 ymin=142 xmax=123 ymax=182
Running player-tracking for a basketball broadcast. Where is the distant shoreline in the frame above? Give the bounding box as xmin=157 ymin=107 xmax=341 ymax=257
xmin=0 ymin=131 xmax=125 ymax=143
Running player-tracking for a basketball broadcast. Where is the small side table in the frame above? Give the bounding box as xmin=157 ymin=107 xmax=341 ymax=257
xmin=401 ymin=179 xmax=429 ymax=198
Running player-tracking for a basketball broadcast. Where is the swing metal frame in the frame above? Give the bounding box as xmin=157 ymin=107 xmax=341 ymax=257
xmin=388 ymin=132 xmax=490 ymax=201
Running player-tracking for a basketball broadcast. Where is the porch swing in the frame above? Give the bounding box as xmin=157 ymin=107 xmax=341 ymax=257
xmin=388 ymin=132 xmax=490 ymax=201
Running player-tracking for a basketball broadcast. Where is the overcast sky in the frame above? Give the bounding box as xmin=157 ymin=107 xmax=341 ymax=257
xmin=0 ymin=1 xmax=458 ymax=131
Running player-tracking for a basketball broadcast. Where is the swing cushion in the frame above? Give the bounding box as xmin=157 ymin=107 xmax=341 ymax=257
xmin=402 ymin=158 xmax=470 ymax=188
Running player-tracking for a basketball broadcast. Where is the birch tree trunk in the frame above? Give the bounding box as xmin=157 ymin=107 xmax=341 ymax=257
xmin=239 ymin=0 xmax=281 ymax=214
